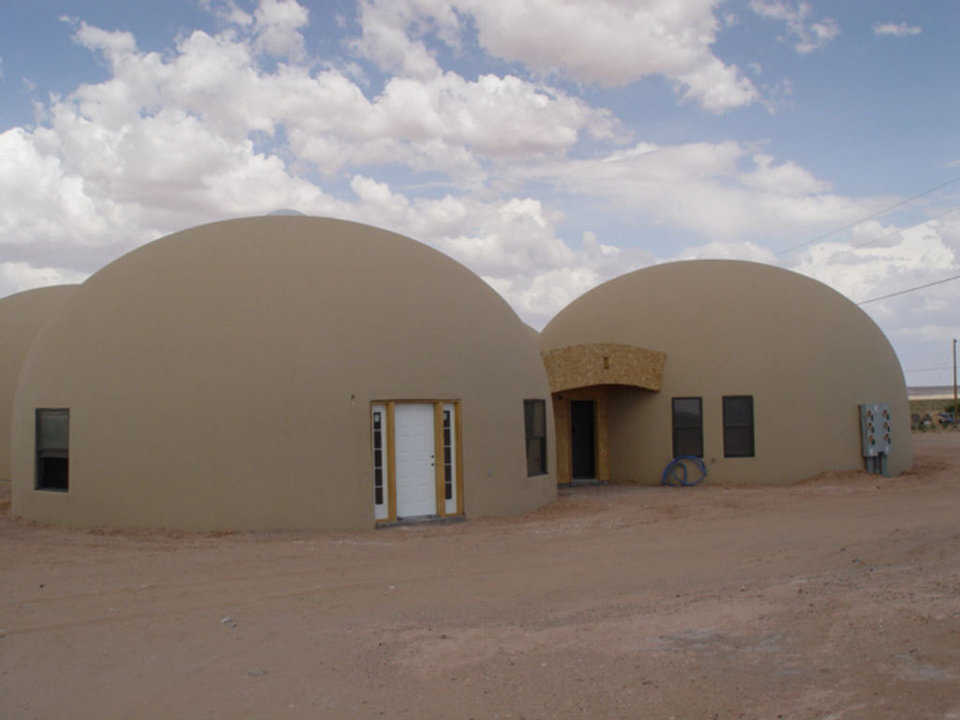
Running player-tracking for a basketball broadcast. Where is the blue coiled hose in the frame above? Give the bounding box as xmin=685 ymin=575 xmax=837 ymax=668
xmin=661 ymin=456 xmax=708 ymax=487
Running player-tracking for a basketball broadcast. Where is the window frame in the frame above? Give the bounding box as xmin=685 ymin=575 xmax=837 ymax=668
xmin=523 ymin=399 xmax=548 ymax=477
xmin=722 ymin=395 xmax=755 ymax=458
xmin=671 ymin=397 xmax=703 ymax=458
xmin=35 ymin=408 xmax=70 ymax=492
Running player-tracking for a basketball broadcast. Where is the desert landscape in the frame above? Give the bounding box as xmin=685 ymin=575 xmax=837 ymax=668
xmin=2 ymin=433 xmax=959 ymax=719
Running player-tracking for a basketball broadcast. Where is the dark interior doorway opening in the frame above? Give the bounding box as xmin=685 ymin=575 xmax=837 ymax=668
xmin=571 ymin=400 xmax=596 ymax=480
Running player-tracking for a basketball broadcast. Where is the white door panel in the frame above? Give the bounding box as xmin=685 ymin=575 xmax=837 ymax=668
xmin=395 ymin=403 xmax=436 ymax=517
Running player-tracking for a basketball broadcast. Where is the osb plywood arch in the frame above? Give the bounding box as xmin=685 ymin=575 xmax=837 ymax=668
xmin=541 ymin=343 xmax=666 ymax=394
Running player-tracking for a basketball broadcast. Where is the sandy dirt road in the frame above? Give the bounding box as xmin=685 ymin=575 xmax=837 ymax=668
xmin=2 ymin=433 xmax=959 ymax=719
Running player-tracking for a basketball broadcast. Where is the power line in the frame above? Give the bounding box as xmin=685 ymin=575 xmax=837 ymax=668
xmin=857 ymin=273 xmax=960 ymax=305
xmin=776 ymin=175 xmax=960 ymax=257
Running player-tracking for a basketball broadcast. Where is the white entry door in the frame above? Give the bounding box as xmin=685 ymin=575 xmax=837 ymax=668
xmin=395 ymin=403 xmax=437 ymax=518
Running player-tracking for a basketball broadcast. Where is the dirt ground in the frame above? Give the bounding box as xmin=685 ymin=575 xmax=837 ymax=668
xmin=2 ymin=434 xmax=959 ymax=720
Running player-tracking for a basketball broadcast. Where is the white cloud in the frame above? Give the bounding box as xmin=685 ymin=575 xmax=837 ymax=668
xmin=1 ymin=5 xmax=645 ymax=326
xmin=785 ymin=211 xmax=960 ymax=387
xmin=740 ymin=153 xmax=830 ymax=195
xmin=353 ymin=0 xmax=458 ymax=79
xmin=521 ymin=142 xmax=873 ymax=241
xmin=199 ymin=0 xmax=254 ymax=26
xmin=337 ymin=176 xmax=653 ymax=326
xmin=792 ymin=220 xmax=958 ymax=306
xmin=873 ymin=22 xmax=922 ymax=38
xmin=5 ymin=0 xmax=951 ymax=347
xmin=71 ymin=20 xmax=138 ymax=55
xmin=1 ymin=98 xmax=341 ymax=255
xmin=253 ymin=0 xmax=310 ymax=59
xmin=58 ymin=15 xmax=617 ymax=185
xmin=899 ymin=322 xmax=960 ymax=343
xmin=675 ymin=240 xmax=777 ymax=263
xmin=0 ymin=261 xmax=87 ymax=299
xmin=353 ymin=0 xmax=759 ymax=112
xmin=0 ymin=127 xmax=114 ymax=246
xmin=675 ymin=57 xmax=759 ymax=112
xmin=750 ymin=0 xmax=840 ymax=53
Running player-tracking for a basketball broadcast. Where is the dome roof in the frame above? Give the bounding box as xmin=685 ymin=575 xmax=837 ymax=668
xmin=26 ymin=216 xmax=534 ymax=398
xmin=541 ymin=260 xmax=902 ymax=386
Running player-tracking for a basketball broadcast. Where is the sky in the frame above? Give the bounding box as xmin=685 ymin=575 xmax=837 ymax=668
xmin=1 ymin=0 xmax=958 ymax=387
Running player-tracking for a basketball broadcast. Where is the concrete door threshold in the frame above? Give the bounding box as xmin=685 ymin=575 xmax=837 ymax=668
xmin=377 ymin=514 xmax=466 ymax=529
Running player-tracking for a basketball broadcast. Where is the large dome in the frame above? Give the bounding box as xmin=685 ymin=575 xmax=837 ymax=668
xmin=12 ymin=217 xmax=555 ymax=529
xmin=540 ymin=260 xmax=911 ymax=485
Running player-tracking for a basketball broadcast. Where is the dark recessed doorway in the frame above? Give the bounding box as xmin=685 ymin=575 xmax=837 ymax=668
xmin=571 ymin=400 xmax=596 ymax=480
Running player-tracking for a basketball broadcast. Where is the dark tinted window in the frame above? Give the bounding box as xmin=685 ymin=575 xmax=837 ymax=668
xmin=524 ymin=399 xmax=547 ymax=476
xmin=36 ymin=408 xmax=69 ymax=491
xmin=672 ymin=397 xmax=703 ymax=457
xmin=723 ymin=396 xmax=755 ymax=458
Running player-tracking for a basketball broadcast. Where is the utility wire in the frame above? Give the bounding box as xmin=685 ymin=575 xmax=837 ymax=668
xmin=776 ymin=175 xmax=960 ymax=256
xmin=857 ymin=273 xmax=960 ymax=305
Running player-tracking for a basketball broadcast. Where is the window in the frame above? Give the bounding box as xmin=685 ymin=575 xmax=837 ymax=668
xmin=672 ymin=397 xmax=703 ymax=458
xmin=372 ymin=409 xmax=385 ymax=506
xmin=36 ymin=408 xmax=69 ymax=491
xmin=442 ymin=409 xmax=453 ymax=500
xmin=524 ymin=399 xmax=547 ymax=476
xmin=723 ymin=395 xmax=755 ymax=458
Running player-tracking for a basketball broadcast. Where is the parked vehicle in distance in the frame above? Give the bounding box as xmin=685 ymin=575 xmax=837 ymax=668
xmin=938 ymin=411 xmax=957 ymax=427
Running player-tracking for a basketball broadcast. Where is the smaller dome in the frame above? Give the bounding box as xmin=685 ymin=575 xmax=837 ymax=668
xmin=0 ymin=285 xmax=77 ymax=481
xmin=540 ymin=260 xmax=910 ymax=485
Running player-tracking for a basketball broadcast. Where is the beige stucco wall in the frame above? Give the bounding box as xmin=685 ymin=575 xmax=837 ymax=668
xmin=540 ymin=260 xmax=912 ymax=485
xmin=0 ymin=286 xmax=77 ymax=481
xmin=12 ymin=217 xmax=555 ymax=530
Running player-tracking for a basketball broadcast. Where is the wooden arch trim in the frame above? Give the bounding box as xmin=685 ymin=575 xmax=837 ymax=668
xmin=541 ymin=343 xmax=666 ymax=393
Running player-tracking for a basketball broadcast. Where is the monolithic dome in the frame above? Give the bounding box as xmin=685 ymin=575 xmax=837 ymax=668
xmin=539 ymin=260 xmax=911 ymax=486
xmin=11 ymin=217 xmax=555 ymax=530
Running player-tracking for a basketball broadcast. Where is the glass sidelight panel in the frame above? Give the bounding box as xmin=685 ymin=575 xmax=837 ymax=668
xmin=372 ymin=405 xmax=389 ymax=520
xmin=442 ymin=403 xmax=458 ymax=515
